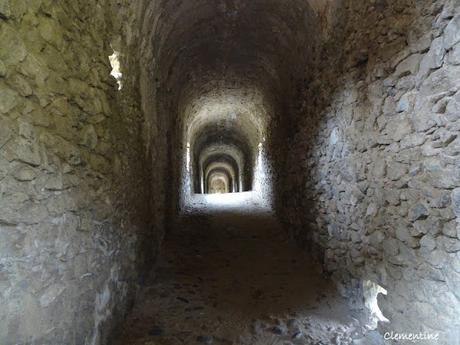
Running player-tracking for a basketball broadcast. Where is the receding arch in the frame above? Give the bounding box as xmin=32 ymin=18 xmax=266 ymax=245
xmin=203 ymin=160 xmax=238 ymax=194
xmin=206 ymin=168 xmax=233 ymax=194
xmin=190 ymin=121 xmax=256 ymax=195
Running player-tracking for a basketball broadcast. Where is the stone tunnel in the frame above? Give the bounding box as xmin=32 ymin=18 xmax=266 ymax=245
xmin=1 ymin=0 xmax=460 ymax=344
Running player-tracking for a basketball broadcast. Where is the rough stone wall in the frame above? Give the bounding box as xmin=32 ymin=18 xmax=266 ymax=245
xmin=0 ymin=1 xmax=160 ymax=344
xmin=281 ymin=0 xmax=460 ymax=343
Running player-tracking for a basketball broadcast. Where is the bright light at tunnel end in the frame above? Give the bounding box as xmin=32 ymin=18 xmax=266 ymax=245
xmin=177 ymin=86 xmax=274 ymax=214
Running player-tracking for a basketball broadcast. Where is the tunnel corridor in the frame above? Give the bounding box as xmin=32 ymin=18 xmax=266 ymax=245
xmin=1 ymin=1 xmax=460 ymax=345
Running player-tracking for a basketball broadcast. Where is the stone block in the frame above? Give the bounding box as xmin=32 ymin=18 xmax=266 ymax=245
xmin=0 ymin=0 xmax=11 ymax=19
xmin=424 ymin=249 xmax=448 ymax=268
xmin=0 ymin=25 xmax=27 ymax=65
xmin=418 ymin=37 xmax=445 ymax=82
xmin=385 ymin=117 xmax=413 ymax=142
xmin=429 ymin=165 xmax=460 ymax=189
xmin=444 ymin=14 xmax=460 ymax=50
xmin=386 ymin=162 xmax=408 ymax=181
xmin=383 ymin=238 xmax=399 ymax=257
xmin=394 ymin=54 xmax=422 ymax=77
xmin=14 ymin=165 xmax=36 ymax=181
xmin=0 ymin=88 xmax=19 ymax=113
xmin=408 ymin=204 xmax=429 ymax=222
xmin=452 ymin=188 xmax=460 ymax=217
xmin=412 ymin=218 xmax=440 ymax=237
xmin=39 ymin=17 xmax=64 ymax=50
xmin=447 ymin=42 xmax=460 ymax=65
xmin=438 ymin=236 xmax=460 ymax=253
xmin=420 ymin=234 xmax=436 ymax=252
xmin=420 ymin=65 xmax=460 ymax=97
xmin=81 ymin=125 xmax=98 ymax=149
xmin=3 ymin=138 xmax=41 ymax=166
xmin=396 ymin=92 xmax=415 ymax=113
xmin=0 ymin=59 xmax=6 ymax=77
xmin=39 ymin=284 xmax=66 ymax=308
xmin=0 ymin=201 xmax=47 ymax=225
xmin=446 ymin=92 xmax=460 ymax=122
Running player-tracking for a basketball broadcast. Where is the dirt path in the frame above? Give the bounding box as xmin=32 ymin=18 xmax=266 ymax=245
xmin=115 ymin=210 xmax=376 ymax=345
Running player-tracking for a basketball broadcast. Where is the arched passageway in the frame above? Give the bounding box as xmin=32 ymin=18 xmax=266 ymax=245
xmin=205 ymin=165 xmax=235 ymax=193
xmin=193 ymin=135 xmax=250 ymax=194
xmin=1 ymin=1 xmax=460 ymax=345
xmin=207 ymin=171 xmax=230 ymax=193
xmin=177 ymin=86 xmax=272 ymax=211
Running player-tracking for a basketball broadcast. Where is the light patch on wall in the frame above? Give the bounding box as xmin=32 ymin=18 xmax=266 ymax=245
xmin=363 ymin=280 xmax=389 ymax=330
xmin=330 ymin=127 xmax=339 ymax=145
xmin=186 ymin=142 xmax=191 ymax=172
xmin=109 ymin=49 xmax=123 ymax=90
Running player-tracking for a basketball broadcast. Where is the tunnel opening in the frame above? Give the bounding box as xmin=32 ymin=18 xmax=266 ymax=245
xmin=175 ymin=83 xmax=274 ymax=212
xmin=201 ymin=155 xmax=239 ymax=194
xmin=192 ymin=126 xmax=253 ymax=195
xmin=207 ymin=169 xmax=231 ymax=194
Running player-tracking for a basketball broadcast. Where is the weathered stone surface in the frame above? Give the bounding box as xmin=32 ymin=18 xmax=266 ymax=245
xmin=39 ymin=284 xmax=66 ymax=308
xmin=38 ymin=17 xmax=64 ymax=49
xmin=413 ymin=218 xmax=441 ymax=237
xmin=0 ymin=200 xmax=48 ymax=225
xmin=439 ymin=236 xmax=460 ymax=253
xmin=9 ymin=74 xmax=32 ymax=97
xmin=279 ymin=2 xmax=460 ymax=341
xmin=387 ymin=161 xmax=408 ymax=181
xmin=429 ymin=165 xmax=460 ymax=189
xmin=418 ymin=37 xmax=445 ymax=81
xmin=444 ymin=14 xmax=460 ymax=50
xmin=383 ymin=238 xmax=399 ymax=257
xmin=1 ymin=1 xmax=459 ymax=344
xmin=0 ymin=25 xmax=27 ymax=65
xmin=0 ymin=2 xmax=159 ymax=344
xmin=0 ymin=0 xmax=12 ymax=19
xmin=0 ymin=59 xmax=6 ymax=77
xmin=395 ymin=225 xmax=412 ymax=243
xmin=452 ymin=188 xmax=460 ymax=217
xmin=425 ymin=249 xmax=448 ymax=268
xmin=396 ymin=92 xmax=416 ymax=112
xmin=448 ymin=42 xmax=460 ymax=65
xmin=45 ymin=174 xmax=64 ymax=191
xmin=442 ymin=220 xmax=457 ymax=238
xmin=81 ymin=124 xmax=98 ymax=149
xmin=14 ymin=165 xmax=36 ymax=181
xmin=446 ymin=92 xmax=460 ymax=122
xmin=385 ymin=117 xmax=412 ymax=142
xmin=394 ymin=54 xmax=422 ymax=77
xmin=420 ymin=234 xmax=437 ymax=252
xmin=369 ymin=231 xmax=385 ymax=248
xmin=0 ymin=88 xmax=19 ymax=113
xmin=408 ymin=204 xmax=429 ymax=222
xmin=420 ymin=65 xmax=460 ymax=96
xmin=371 ymin=159 xmax=386 ymax=179
xmin=3 ymin=138 xmax=41 ymax=166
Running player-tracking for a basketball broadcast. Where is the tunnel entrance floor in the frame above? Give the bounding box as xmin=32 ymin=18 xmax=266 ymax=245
xmin=115 ymin=211 xmax=380 ymax=345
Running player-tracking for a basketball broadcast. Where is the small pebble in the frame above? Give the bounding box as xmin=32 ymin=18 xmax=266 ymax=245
xmin=148 ymin=326 xmax=163 ymax=336
xmin=177 ymin=296 xmax=190 ymax=303
xmin=292 ymin=331 xmax=303 ymax=339
xmin=271 ymin=325 xmax=284 ymax=335
xmin=196 ymin=335 xmax=213 ymax=344
xmin=287 ymin=319 xmax=300 ymax=328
